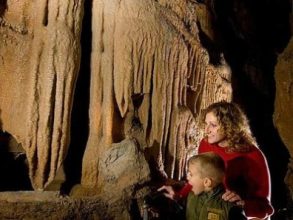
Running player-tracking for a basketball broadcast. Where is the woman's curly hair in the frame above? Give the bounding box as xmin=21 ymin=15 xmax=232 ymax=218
xmin=202 ymin=101 xmax=258 ymax=152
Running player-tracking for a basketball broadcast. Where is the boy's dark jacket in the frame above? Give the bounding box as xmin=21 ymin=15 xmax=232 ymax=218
xmin=186 ymin=184 xmax=247 ymax=220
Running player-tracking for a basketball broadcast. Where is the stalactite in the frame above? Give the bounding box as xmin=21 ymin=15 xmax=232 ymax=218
xmin=82 ymin=0 xmax=232 ymax=185
xmin=0 ymin=0 xmax=232 ymax=189
xmin=0 ymin=0 xmax=83 ymax=190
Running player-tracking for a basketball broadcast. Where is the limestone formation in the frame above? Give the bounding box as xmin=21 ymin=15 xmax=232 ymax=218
xmin=81 ymin=0 xmax=231 ymax=188
xmin=0 ymin=0 xmax=232 ymax=199
xmin=274 ymin=37 xmax=293 ymax=197
xmin=0 ymin=0 xmax=83 ymax=190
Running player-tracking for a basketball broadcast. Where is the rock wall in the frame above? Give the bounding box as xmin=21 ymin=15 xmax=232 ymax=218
xmin=0 ymin=0 xmax=83 ymax=190
xmin=274 ymin=37 xmax=293 ymax=197
xmin=0 ymin=0 xmax=231 ymax=191
xmin=81 ymin=0 xmax=232 ymax=188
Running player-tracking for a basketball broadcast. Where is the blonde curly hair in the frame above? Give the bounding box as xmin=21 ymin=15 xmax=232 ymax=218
xmin=202 ymin=101 xmax=258 ymax=152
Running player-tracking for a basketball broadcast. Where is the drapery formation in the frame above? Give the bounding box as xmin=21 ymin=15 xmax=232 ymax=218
xmin=81 ymin=0 xmax=231 ymax=187
xmin=0 ymin=0 xmax=83 ymax=189
xmin=0 ymin=0 xmax=231 ymax=190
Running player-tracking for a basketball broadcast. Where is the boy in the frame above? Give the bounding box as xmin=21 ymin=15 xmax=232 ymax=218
xmin=186 ymin=152 xmax=246 ymax=220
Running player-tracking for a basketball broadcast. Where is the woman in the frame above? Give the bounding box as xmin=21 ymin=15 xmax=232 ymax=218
xmin=159 ymin=101 xmax=274 ymax=219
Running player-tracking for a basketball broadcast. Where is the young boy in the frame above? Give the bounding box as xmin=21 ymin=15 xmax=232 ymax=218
xmin=186 ymin=152 xmax=246 ymax=220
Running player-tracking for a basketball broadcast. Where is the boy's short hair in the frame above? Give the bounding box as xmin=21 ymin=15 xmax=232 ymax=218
xmin=188 ymin=152 xmax=225 ymax=184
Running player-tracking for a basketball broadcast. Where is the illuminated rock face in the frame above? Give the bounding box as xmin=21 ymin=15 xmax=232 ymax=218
xmin=0 ymin=0 xmax=83 ymax=190
xmin=81 ymin=0 xmax=231 ymax=188
xmin=0 ymin=0 xmax=231 ymax=192
xmin=274 ymin=37 xmax=293 ymax=197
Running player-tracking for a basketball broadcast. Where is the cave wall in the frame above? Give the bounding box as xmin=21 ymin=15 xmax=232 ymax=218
xmin=81 ymin=0 xmax=232 ymax=188
xmin=0 ymin=0 xmax=84 ymax=190
xmin=0 ymin=0 xmax=231 ymax=191
xmin=274 ymin=37 xmax=293 ymax=198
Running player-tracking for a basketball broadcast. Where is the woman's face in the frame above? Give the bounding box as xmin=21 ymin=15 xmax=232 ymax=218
xmin=204 ymin=112 xmax=227 ymax=146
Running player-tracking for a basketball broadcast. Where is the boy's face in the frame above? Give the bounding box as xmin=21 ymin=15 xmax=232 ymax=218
xmin=187 ymin=162 xmax=205 ymax=195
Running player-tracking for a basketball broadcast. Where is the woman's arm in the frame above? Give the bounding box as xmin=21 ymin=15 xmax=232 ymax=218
xmin=230 ymin=148 xmax=274 ymax=219
xmin=222 ymin=189 xmax=245 ymax=206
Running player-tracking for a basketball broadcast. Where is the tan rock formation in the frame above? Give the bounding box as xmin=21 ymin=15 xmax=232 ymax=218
xmin=99 ymin=139 xmax=150 ymax=199
xmin=274 ymin=37 xmax=293 ymax=196
xmin=81 ymin=0 xmax=232 ymax=188
xmin=0 ymin=0 xmax=83 ymax=190
xmin=0 ymin=0 xmax=231 ymax=193
xmin=0 ymin=0 xmax=235 ymax=218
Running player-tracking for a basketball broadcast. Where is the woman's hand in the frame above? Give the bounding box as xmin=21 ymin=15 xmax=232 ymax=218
xmin=222 ymin=190 xmax=245 ymax=207
xmin=157 ymin=185 xmax=177 ymax=200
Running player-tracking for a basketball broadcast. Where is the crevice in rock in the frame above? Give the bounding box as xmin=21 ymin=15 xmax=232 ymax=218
xmin=0 ymin=131 xmax=33 ymax=191
xmin=43 ymin=0 xmax=49 ymax=27
xmin=61 ymin=0 xmax=92 ymax=194
xmin=0 ymin=0 xmax=7 ymax=18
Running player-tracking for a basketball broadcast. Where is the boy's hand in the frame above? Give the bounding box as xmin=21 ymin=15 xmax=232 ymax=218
xmin=157 ymin=185 xmax=176 ymax=200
